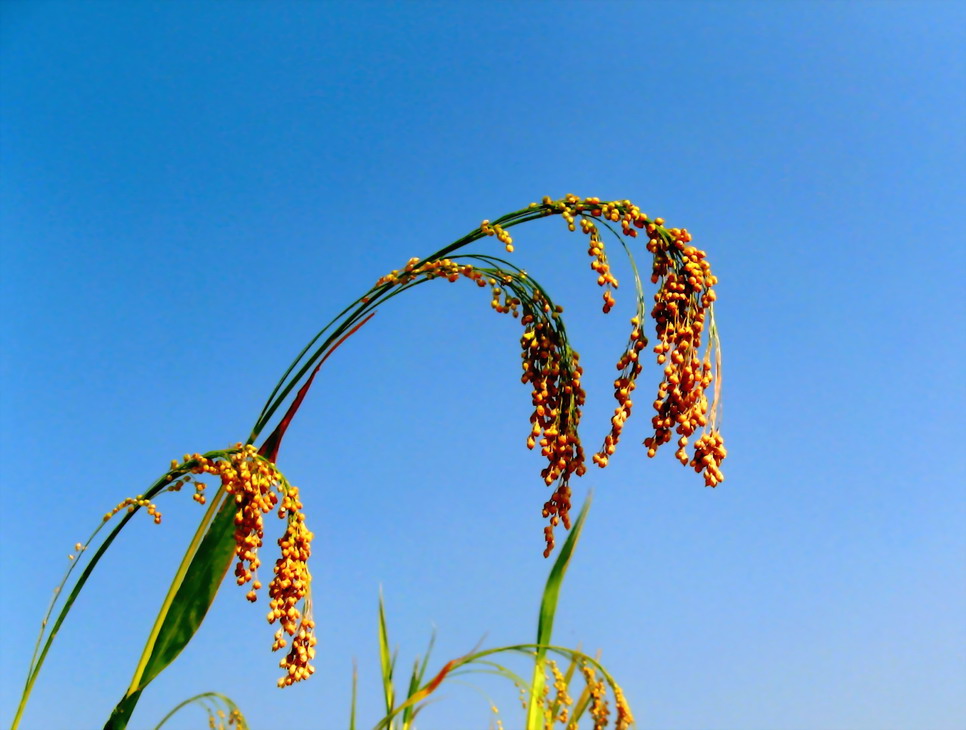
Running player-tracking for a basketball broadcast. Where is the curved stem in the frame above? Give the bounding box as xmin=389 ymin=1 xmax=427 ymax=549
xmin=152 ymin=691 xmax=241 ymax=730
xmin=250 ymin=204 xmax=549 ymax=444
xmin=252 ymin=291 xmax=381 ymax=431
xmin=151 ymin=695 xmax=197 ymax=730
xmin=10 ymin=464 xmax=184 ymax=730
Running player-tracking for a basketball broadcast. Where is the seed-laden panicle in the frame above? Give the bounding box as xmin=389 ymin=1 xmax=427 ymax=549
xmin=643 ymin=223 xmax=725 ymax=486
xmin=591 ymin=310 xmax=648 ymax=470
xmin=579 ymin=217 xmax=619 ymax=313
xmin=368 ymin=195 xmax=724 ymax=554
xmin=540 ymin=195 xmax=725 ymax=489
xmin=527 ymin=656 xmax=633 ymax=729
xmin=268 ymin=486 xmax=316 ymax=686
xmin=205 ymin=706 xmax=246 ymax=730
xmin=519 ymin=300 xmax=587 ymax=557
xmin=481 ymin=218 xmax=515 ymax=253
xmin=613 ymin=685 xmax=635 ymax=730
xmin=103 ymin=495 xmax=163 ymax=524
xmin=581 ymin=663 xmax=610 ymax=730
xmin=570 ymin=211 xmax=645 ymax=468
xmin=171 ymin=445 xmax=316 ymax=686
xmin=371 ymin=255 xmax=586 ymax=556
xmin=373 ymin=256 xmax=523 ymax=316
xmin=548 ymin=659 xmax=574 ymax=725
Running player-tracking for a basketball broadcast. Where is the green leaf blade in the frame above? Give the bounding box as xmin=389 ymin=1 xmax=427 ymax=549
xmin=138 ymin=497 xmax=238 ymax=688
xmin=104 ymin=497 xmax=237 ymax=730
xmin=526 ymin=494 xmax=592 ymax=730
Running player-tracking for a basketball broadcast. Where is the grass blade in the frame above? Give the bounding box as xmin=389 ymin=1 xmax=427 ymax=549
xmin=137 ymin=495 xmax=237 ymax=689
xmin=105 ymin=492 xmax=236 ymax=729
xmin=526 ymin=494 xmax=592 ymax=729
xmin=401 ymin=629 xmax=435 ymax=728
xmin=377 ymin=592 xmax=395 ymax=723
xmin=372 ymin=657 xmax=461 ymax=730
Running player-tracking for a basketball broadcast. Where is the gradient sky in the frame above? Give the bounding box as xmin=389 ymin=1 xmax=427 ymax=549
xmin=1 ymin=2 xmax=964 ymax=729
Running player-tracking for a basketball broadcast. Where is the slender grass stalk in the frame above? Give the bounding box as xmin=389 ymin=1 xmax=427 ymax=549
xmin=377 ymin=591 xmax=396 ymax=723
xmin=349 ymin=661 xmax=358 ymax=730
xmin=12 ymin=512 xmax=137 ymax=730
xmin=11 ymin=453 xmax=220 ymax=730
xmin=401 ymin=631 xmax=435 ymax=729
xmin=152 ymin=691 xmax=247 ymax=730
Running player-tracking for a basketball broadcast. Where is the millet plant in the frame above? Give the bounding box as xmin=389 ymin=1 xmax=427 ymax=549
xmin=11 ymin=195 xmax=725 ymax=730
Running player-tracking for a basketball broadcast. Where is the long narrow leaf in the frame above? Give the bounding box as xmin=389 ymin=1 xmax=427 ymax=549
xmin=377 ymin=593 xmax=395 ymax=721
xmin=137 ymin=495 xmax=237 ymax=689
xmin=526 ymin=495 xmax=592 ymax=729
xmin=105 ymin=493 xmax=236 ymax=729
xmin=401 ymin=630 xmax=435 ymax=727
xmin=372 ymin=657 xmax=461 ymax=730
xmin=401 ymin=659 xmax=421 ymax=730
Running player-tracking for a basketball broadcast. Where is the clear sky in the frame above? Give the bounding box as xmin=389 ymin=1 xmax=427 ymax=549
xmin=1 ymin=2 xmax=964 ymax=729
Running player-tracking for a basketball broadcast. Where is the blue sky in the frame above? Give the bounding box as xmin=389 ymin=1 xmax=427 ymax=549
xmin=1 ymin=1 xmax=964 ymax=729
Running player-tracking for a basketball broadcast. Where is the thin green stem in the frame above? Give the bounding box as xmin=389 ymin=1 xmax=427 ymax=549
xmin=9 ymin=455 xmax=203 ymax=730
xmin=152 ymin=692 xmax=242 ymax=730
xmin=24 ymin=520 xmax=103 ymax=691
xmin=252 ymin=290 xmax=382 ymax=432
xmin=250 ymin=204 xmax=549 ymax=444
xmin=151 ymin=696 xmax=196 ymax=730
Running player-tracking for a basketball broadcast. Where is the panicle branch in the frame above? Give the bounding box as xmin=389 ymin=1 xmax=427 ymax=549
xmin=168 ymin=445 xmax=317 ymax=687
